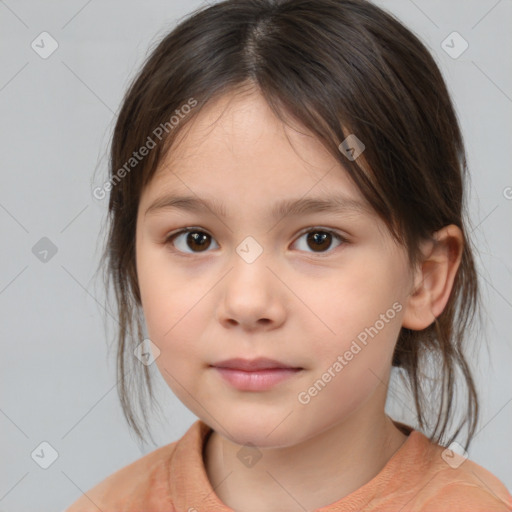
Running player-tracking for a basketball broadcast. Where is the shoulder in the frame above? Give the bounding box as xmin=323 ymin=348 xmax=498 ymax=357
xmin=405 ymin=435 xmax=512 ymax=511
xmin=415 ymin=462 xmax=512 ymax=511
xmin=64 ymin=440 xmax=179 ymax=512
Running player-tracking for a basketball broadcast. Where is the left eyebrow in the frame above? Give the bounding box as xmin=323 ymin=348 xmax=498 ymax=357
xmin=144 ymin=193 xmax=371 ymax=220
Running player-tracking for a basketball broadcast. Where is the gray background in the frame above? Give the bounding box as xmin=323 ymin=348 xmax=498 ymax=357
xmin=0 ymin=1 xmax=511 ymax=511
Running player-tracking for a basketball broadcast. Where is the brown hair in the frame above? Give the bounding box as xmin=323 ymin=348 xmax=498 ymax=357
xmin=96 ymin=0 xmax=480 ymax=449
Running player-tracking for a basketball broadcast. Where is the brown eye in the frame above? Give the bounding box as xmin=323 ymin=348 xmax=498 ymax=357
xmin=307 ymin=231 xmax=331 ymax=252
xmin=186 ymin=231 xmax=212 ymax=252
xmin=293 ymin=228 xmax=345 ymax=254
xmin=166 ymin=229 xmax=218 ymax=253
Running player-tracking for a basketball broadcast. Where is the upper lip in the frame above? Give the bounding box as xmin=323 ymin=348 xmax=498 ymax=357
xmin=211 ymin=357 xmax=301 ymax=371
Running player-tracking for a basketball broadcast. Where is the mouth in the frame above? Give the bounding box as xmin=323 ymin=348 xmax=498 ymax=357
xmin=210 ymin=357 xmax=302 ymax=371
xmin=210 ymin=358 xmax=303 ymax=391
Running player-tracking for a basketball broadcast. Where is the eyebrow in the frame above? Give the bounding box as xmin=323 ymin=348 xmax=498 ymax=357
xmin=144 ymin=193 xmax=371 ymax=220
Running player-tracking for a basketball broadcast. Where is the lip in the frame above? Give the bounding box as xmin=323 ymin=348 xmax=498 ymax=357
xmin=211 ymin=357 xmax=301 ymax=371
xmin=210 ymin=358 xmax=303 ymax=391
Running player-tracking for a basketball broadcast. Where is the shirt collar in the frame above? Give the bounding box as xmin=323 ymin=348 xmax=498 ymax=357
xmin=168 ymin=419 xmax=431 ymax=512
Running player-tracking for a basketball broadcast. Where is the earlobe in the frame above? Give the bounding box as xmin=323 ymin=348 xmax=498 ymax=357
xmin=402 ymin=225 xmax=464 ymax=330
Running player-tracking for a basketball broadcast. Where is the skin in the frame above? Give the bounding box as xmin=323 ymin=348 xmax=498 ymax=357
xmin=135 ymin=85 xmax=463 ymax=512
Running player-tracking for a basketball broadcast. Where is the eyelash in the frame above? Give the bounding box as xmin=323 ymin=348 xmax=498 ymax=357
xmin=163 ymin=226 xmax=348 ymax=257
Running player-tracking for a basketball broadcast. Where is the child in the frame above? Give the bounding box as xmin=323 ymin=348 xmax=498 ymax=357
xmin=67 ymin=0 xmax=512 ymax=510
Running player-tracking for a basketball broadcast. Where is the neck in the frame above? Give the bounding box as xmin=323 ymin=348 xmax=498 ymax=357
xmin=203 ymin=398 xmax=408 ymax=512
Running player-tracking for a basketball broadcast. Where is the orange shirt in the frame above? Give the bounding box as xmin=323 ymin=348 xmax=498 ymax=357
xmin=65 ymin=419 xmax=512 ymax=511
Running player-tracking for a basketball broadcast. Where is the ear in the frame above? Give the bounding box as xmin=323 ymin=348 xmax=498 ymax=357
xmin=402 ymin=225 xmax=464 ymax=330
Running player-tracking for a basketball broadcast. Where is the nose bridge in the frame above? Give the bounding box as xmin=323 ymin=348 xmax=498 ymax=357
xmin=216 ymin=234 xmax=286 ymax=329
xmin=227 ymin=233 xmax=273 ymax=293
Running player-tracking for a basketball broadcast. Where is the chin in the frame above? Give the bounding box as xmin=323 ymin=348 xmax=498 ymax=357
xmin=215 ymin=415 xmax=302 ymax=449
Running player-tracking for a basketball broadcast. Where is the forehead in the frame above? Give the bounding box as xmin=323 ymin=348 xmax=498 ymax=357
xmin=142 ymin=88 xmax=368 ymax=213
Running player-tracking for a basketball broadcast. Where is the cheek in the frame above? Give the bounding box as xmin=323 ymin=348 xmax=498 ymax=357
xmin=136 ymin=251 xmax=220 ymax=368
xmin=141 ymin=271 xmax=208 ymax=400
xmin=298 ymin=297 xmax=403 ymax=426
xmin=303 ymin=252 xmax=407 ymax=369
xmin=137 ymin=247 xmax=198 ymax=335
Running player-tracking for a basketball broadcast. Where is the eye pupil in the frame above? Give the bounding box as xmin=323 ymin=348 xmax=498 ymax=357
xmin=188 ymin=231 xmax=211 ymax=251
xmin=307 ymin=231 xmax=331 ymax=252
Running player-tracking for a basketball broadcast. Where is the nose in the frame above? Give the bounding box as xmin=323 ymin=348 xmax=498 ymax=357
xmin=215 ymin=250 xmax=287 ymax=332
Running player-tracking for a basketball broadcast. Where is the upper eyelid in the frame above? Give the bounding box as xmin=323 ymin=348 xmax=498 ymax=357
xmin=166 ymin=226 xmax=347 ymax=239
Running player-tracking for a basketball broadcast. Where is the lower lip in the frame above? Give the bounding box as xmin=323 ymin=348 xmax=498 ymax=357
xmin=213 ymin=367 xmax=302 ymax=391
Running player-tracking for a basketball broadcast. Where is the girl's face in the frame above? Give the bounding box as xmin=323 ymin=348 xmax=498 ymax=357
xmin=135 ymin=88 xmax=414 ymax=448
